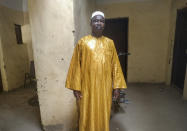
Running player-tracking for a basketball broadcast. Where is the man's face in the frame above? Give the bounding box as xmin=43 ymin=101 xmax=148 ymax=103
xmin=91 ymin=15 xmax=105 ymax=34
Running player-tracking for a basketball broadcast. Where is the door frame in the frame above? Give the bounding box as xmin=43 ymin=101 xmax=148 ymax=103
xmin=0 ymin=36 xmax=8 ymax=91
xmin=104 ymin=17 xmax=129 ymax=81
xmin=171 ymin=7 xmax=187 ymax=89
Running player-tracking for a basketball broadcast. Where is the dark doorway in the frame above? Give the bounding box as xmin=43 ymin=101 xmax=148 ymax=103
xmin=103 ymin=18 xmax=129 ymax=80
xmin=0 ymin=69 xmax=3 ymax=92
xmin=171 ymin=8 xmax=187 ymax=89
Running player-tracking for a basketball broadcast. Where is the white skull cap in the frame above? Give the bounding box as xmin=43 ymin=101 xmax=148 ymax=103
xmin=91 ymin=11 xmax=105 ymax=19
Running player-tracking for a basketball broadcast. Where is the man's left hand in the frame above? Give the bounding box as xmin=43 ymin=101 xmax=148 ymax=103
xmin=113 ymin=89 xmax=120 ymax=100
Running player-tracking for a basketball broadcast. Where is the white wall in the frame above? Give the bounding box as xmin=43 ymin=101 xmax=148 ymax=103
xmin=74 ymin=0 xmax=96 ymax=43
xmin=29 ymin=0 xmax=96 ymax=130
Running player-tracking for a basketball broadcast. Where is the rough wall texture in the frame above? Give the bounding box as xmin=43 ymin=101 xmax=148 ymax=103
xmin=29 ymin=0 xmax=96 ymax=130
xmin=74 ymin=0 xmax=96 ymax=44
xmin=97 ymin=0 xmax=172 ymax=83
xmin=0 ymin=5 xmax=30 ymax=91
xmin=22 ymin=24 xmax=34 ymax=63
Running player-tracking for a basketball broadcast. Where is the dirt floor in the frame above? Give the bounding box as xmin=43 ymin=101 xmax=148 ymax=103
xmin=0 ymin=84 xmax=187 ymax=131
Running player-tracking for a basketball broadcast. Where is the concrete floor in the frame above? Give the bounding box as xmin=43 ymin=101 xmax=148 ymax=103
xmin=0 ymin=87 xmax=41 ymax=131
xmin=110 ymin=84 xmax=187 ymax=131
xmin=0 ymin=84 xmax=187 ymax=131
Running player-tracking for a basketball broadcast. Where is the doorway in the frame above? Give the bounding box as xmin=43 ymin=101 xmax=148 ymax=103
xmin=103 ymin=18 xmax=129 ymax=80
xmin=0 ymin=69 xmax=3 ymax=92
xmin=171 ymin=8 xmax=187 ymax=89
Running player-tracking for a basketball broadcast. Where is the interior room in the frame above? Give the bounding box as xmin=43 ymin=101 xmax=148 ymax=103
xmin=0 ymin=0 xmax=187 ymax=131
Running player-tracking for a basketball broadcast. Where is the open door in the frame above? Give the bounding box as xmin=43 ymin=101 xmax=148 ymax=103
xmin=103 ymin=18 xmax=129 ymax=80
xmin=171 ymin=8 xmax=187 ymax=89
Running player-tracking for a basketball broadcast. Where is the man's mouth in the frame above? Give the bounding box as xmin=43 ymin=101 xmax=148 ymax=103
xmin=96 ymin=26 xmax=103 ymax=30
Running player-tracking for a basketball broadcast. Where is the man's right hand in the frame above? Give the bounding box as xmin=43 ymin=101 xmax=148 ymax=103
xmin=73 ymin=90 xmax=82 ymax=100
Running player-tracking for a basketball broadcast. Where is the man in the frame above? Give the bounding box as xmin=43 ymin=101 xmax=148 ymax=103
xmin=65 ymin=11 xmax=127 ymax=131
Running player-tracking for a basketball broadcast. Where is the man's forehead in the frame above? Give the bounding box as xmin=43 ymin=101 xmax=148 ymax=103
xmin=92 ymin=15 xmax=105 ymax=20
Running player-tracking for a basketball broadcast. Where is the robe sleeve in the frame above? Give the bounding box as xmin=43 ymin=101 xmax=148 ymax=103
xmin=65 ymin=40 xmax=82 ymax=91
xmin=111 ymin=40 xmax=127 ymax=89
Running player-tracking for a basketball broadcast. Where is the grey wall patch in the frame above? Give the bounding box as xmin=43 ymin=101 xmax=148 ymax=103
xmin=0 ymin=0 xmax=28 ymax=12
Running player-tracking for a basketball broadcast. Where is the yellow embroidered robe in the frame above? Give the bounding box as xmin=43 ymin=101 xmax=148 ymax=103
xmin=66 ymin=35 xmax=127 ymax=131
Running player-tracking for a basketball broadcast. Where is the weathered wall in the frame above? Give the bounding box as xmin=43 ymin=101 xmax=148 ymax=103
xmin=96 ymin=0 xmax=172 ymax=83
xmin=29 ymin=0 xmax=96 ymax=129
xmin=0 ymin=5 xmax=30 ymax=91
xmin=29 ymin=0 xmax=95 ymax=130
xmin=22 ymin=24 xmax=34 ymax=63
xmin=74 ymin=0 xmax=96 ymax=43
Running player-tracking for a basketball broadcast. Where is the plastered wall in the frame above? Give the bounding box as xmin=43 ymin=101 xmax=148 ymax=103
xmin=28 ymin=0 xmax=95 ymax=130
xmin=22 ymin=24 xmax=34 ymax=63
xmin=74 ymin=0 xmax=96 ymax=43
xmin=96 ymin=0 xmax=172 ymax=83
xmin=0 ymin=5 xmax=30 ymax=91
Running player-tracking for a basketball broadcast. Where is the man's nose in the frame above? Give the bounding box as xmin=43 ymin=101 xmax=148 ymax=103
xmin=96 ymin=21 xmax=102 ymax=25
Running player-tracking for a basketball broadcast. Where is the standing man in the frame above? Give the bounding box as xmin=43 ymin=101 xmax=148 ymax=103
xmin=65 ymin=11 xmax=127 ymax=131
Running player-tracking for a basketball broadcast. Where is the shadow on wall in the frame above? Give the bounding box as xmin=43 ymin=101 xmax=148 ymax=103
xmin=0 ymin=69 xmax=3 ymax=92
xmin=73 ymin=0 xmax=96 ymax=44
